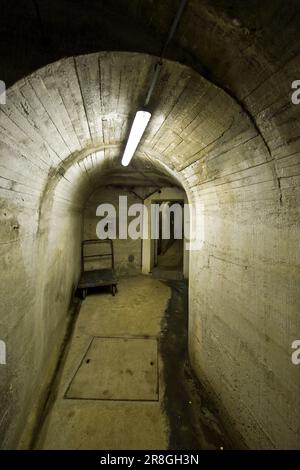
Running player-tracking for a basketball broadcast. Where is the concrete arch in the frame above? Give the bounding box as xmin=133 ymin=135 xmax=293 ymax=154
xmin=0 ymin=51 xmax=299 ymax=449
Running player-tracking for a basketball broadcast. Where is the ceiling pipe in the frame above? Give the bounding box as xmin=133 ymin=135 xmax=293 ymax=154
xmin=144 ymin=0 xmax=188 ymax=107
xmin=121 ymin=0 xmax=188 ymax=167
xmin=159 ymin=0 xmax=188 ymax=61
xmin=144 ymin=62 xmax=162 ymax=107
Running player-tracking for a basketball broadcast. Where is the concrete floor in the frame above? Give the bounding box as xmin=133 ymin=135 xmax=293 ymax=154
xmin=34 ymin=276 xmax=230 ymax=450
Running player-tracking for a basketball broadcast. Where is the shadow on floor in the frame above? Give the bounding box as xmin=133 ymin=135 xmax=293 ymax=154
xmin=160 ymin=280 xmax=234 ymax=450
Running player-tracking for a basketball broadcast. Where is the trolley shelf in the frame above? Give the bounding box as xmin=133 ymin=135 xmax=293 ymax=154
xmin=77 ymin=239 xmax=118 ymax=298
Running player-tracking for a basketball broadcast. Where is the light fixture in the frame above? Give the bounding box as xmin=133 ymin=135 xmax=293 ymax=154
xmin=121 ymin=110 xmax=151 ymax=167
xmin=121 ymin=0 xmax=187 ymax=167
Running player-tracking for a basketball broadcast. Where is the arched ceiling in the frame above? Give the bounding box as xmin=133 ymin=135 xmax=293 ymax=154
xmin=1 ymin=1 xmax=299 ymax=202
xmin=0 ymin=52 xmax=270 ymax=210
xmin=0 ymin=4 xmax=299 ymax=451
xmin=2 ymin=1 xmax=300 ymax=95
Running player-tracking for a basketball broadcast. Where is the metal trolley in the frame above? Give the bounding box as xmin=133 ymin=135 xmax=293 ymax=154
xmin=77 ymin=239 xmax=118 ymax=299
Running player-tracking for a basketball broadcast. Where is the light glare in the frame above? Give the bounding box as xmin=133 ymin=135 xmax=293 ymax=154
xmin=121 ymin=110 xmax=151 ymax=166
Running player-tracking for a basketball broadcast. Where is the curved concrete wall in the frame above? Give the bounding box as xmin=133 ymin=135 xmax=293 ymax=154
xmin=0 ymin=52 xmax=299 ymax=449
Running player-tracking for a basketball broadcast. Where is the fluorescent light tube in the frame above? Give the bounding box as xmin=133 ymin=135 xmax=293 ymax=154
xmin=121 ymin=110 xmax=151 ymax=166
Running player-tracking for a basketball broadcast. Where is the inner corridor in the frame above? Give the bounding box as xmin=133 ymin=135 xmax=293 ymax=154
xmin=1 ymin=0 xmax=300 ymax=452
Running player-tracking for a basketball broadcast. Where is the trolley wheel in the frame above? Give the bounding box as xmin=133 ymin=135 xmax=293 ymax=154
xmin=81 ymin=288 xmax=87 ymax=300
xmin=112 ymin=285 xmax=117 ymax=296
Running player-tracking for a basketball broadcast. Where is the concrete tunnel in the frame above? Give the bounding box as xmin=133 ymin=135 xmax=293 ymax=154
xmin=0 ymin=0 xmax=300 ymax=452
